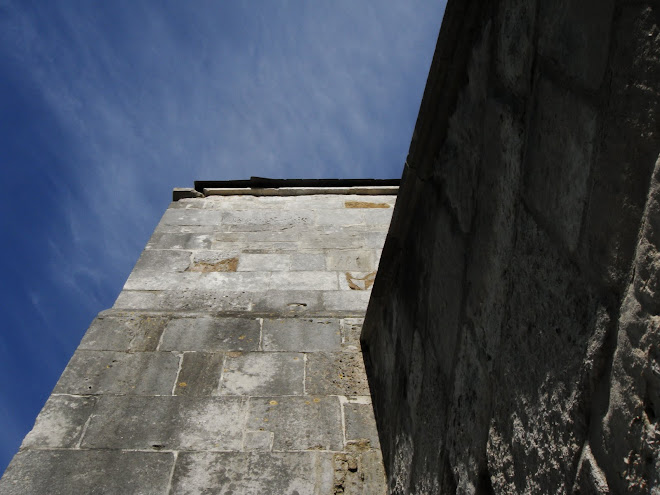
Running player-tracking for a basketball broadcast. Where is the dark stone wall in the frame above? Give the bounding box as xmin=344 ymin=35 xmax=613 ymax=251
xmin=361 ymin=1 xmax=660 ymax=493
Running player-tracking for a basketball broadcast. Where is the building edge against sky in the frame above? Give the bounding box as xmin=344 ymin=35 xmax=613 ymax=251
xmin=0 ymin=179 xmax=398 ymax=493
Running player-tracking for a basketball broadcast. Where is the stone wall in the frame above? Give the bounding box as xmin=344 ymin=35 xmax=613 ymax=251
xmin=362 ymin=1 xmax=660 ymax=493
xmin=1 ymin=188 xmax=395 ymax=494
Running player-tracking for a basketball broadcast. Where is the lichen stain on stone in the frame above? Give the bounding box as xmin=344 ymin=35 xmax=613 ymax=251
xmin=344 ymin=201 xmax=390 ymax=209
xmin=187 ymin=257 xmax=238 ymax=272
xmin=345 ymin=272 xmax=377 ymax=290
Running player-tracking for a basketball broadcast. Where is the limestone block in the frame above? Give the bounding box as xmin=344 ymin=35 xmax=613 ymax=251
xmin=159 ymin=316 xmax=260 ymax=352
xmin=222 ymin=209 xmax=314 ymax=231
xmin=262 ymin=318 xmax=341 ymax=352
xmin=246 ymin=396 xmax=343 ymax=451
xmin=174 ymin=352 xmax=224 ymax=396
xmin=79 ymin=315 xmax=168 ymax=352
xmin=341 ymin=318 xmax=364 ymax=350
xmin=316 ymin=209 xmax=365 ymax=226
xmin=219 ymin=352 xmax=305 ymax=396
xmin=0 ymin=450 xmax=174 ymax=495
xmin=343 ymin=399 xmax=381 ymax=450
xmin=114 ymin=289 xmax=255 ymax=312
xmin=326 ymin=250 xmax=376 ymax=271
xmin=112 ymin=289 xmax=164 ymax=310
xmin=159 ymin=208 xmax=224 ymax=226
xmin=323 ymin=291 xmax=372 ymax=312
xmin=242 ymin=229 xmax=304 ymax=242
xmin=300 ymin=232 xmax=367 ymax=250
xmin=306 ymin=352 xmax=371 ymax=396
xmin=290 ymin=253 xmax=325 ymax=271
xmin=81 ymin=396 xmax=246 ymax=451
xmin=361 ymin=208 xmax=395 ymax=225
xmin=132 ymin=249 xmax=191 ymax=272
xmin=53 ymin=350 xmax=179 ymax=395
xmin=152 ymin=223 xmax=214 ymax=235
xmin=237 ymin=253 xmax=290 ymax=271
xmin=269 ymin=271 xmax=339 ymax=291
xmin=21 ymin=395 xmax=97 ymax=449
xmin=170 ymin=452 xmax=335 ymax=494
xmin=252 ymin=290 xmax=324 ymax=315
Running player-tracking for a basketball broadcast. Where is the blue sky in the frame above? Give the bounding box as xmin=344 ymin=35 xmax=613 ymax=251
xmin=0 ymin=1 xmax=444 ymax=472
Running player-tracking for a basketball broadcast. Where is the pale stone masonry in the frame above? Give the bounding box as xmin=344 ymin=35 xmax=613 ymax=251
xmin=0 ymin=184 xmax=396 ymax=494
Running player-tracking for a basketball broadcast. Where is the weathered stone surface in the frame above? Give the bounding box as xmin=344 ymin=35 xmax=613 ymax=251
xmin=595 ymin=157 xmax=660 ymax=494
xmin=306 ymin=352 xmax=371 ymax=397
xmin=343 ymin=399 xmax=381 ymax=450
xmin=537 ymin=0 xmax=614 ymax=90
xmin=524 ymin=78 xmax=597 ymax=253
xmin=247 ymin=396 xmax=343 ymax=451
xmin=262 ymin=318 xmax=341 ymax=352
xmin=362 ymin=1 xmax=660 ymax=493
xmin=79 ymin=315 xmax=168 ymax=352
xmin=174 ymin=352 xmax=224 ymax=396
xmin=170 ymin=452 xmax=335 ymax=494
xmin=220 ymin=352 xmax=305 ymax=396
xmin=237 ymin=253 xmax=290 ymax=271
xmin=133 ymin=249 xmax=191 ymax=272
xmin=0 ymin=450 xmax=174 ymax=495
xmin=159 ymin=316 xmax=260 ymax=352
xmin=53 ymin=350 xmax=179 ymax=395
xmin=21 ymin=395 xmax=97 ymax=449
xmin=81 ymin=395 xmax=246 ymax=450
xmin=3 ymin=188 xmax=391 ymax=492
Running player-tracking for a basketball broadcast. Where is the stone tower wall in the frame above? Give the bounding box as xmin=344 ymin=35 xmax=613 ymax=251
xmin=1 ymin=187 xmax=395 ymax=493
xmin=362 ymin=1 xmax=660 ymax=493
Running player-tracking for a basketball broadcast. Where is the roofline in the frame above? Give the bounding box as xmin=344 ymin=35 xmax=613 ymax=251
xmin=194 ymin=177 xmax=400 ymax=192
xmin=173 ymin=177 xmax=400 ymax=201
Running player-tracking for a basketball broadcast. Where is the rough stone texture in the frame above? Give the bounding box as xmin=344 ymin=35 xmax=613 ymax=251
xmin=1 ymin=191 xmax=392 ymax=493
xmin=362 ymin=1 xmax=660 ymax=494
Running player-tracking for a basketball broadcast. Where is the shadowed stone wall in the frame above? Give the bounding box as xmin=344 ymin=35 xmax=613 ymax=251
xmin=1 ymin=187 xmax=395 ymax=494
xmin=362 ymin=1 xmax=660 ymax=493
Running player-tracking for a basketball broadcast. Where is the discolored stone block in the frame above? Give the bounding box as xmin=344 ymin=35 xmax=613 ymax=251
xmin=0 ymin=450 xmax=174 ymax=495
xmin=306 ymin=352 xmax=371 ymax=397
xmin=174 ymin=352 xmax=224 ymax=396
xmin=21 ymin=395 xmax=97 ymax=449
xmin=262 ymin=318 xmax=341 ymax=352
xmin=247 ymin=396 xmax=343 ymax=451
xmin=79 ymin=315 xmax=168 ymax=352
xmin=170 ymin=452 xmax=335 ymax=494
xmin=159 ymin=316 xmax=260 ymax=352
xmin=220 ymin=352 xmax=305 ymax=396
xmin=53 ymin=350 xmax=179 ymax=395
xmin=343 ymin=400 xmax=381 ymax=449
xmin=81 ymin=395 xmax=246 ymax=451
